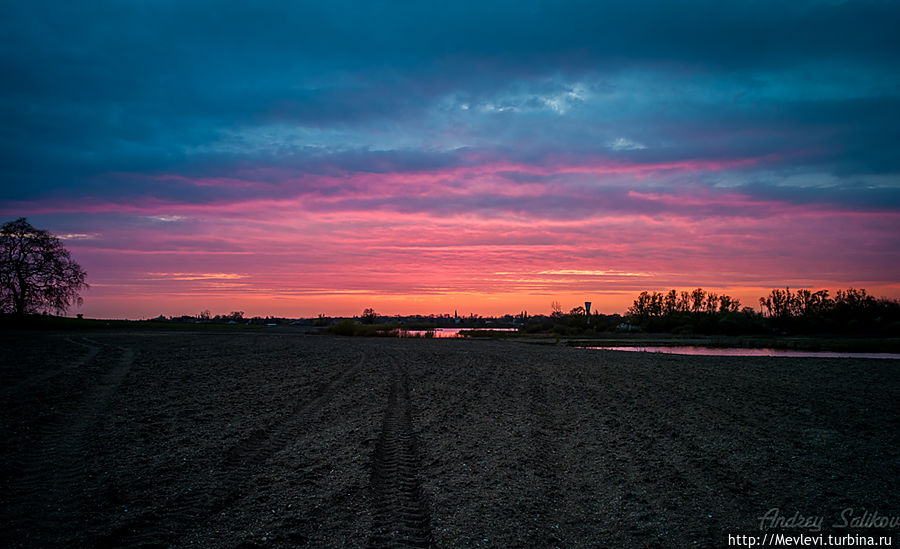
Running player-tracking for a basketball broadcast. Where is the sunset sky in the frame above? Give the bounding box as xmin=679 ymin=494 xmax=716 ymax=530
xmin=2 ymin=1 xmax=899 ymax=318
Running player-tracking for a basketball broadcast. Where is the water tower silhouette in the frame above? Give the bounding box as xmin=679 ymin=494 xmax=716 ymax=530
xmin=585 ymin=301 xmax=591 ymax=320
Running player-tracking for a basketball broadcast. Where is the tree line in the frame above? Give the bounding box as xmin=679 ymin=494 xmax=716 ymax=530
xmin=626 ymin=287 xmax=900 ymax=336
xmin=629 ymin=288 xmax=743 ymax=318
xmin=757 ymin=287 xmax=899 ymax=334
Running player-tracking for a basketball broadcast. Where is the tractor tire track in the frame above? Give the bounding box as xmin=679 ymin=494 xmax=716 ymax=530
xmin=368 ymin=358 xmax=433 ymax=548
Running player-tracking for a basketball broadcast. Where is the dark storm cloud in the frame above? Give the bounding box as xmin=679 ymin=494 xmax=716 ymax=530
xmin=1 ymin=0 xmax=899 ymax=213
xmin=737 ymin=180 xmax=900 ymax=212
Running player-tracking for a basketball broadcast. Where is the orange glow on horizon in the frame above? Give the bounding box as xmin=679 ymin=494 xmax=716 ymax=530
xmin=77 ymin=284 xmax=900 ymax=320
xmin=8 ymin=155 xmax=898 ymax=320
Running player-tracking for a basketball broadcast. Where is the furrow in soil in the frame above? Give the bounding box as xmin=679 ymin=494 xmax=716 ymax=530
xmin=99 ymin=353 xmax=364 ymax=547
xmin=3 ymin=342 xmax=134 ymax=547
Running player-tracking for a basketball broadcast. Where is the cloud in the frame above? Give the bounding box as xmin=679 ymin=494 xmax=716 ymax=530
xmin=538 ymin=269 xmax=653 ymax=277
xmin=609 ymin=138 xmax=647 ymax=151
xmin=145 ymin=215 xmax=188 ymax=223
xmin=145 ymin=272 xmax=247 ymax=281
xmin=58 ymin=233 xmax=98 ymax=240
xmin=2 ymin=2 xmax=898 ymax=188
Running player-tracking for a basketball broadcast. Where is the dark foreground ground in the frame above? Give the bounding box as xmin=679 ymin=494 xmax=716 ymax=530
xmin=1 ymin=332 xmax=897 ymax=548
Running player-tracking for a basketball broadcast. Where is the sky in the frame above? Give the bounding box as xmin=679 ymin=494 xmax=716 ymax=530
xmin=1 ymin=0 xmax=899 ymax=319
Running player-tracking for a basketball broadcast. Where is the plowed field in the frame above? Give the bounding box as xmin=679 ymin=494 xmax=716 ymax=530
xmin=2 ymin=331 xmax=897 ymax=547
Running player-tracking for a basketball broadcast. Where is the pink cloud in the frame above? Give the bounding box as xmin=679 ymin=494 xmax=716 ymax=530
xmin=51 ymin=198 xmax=897 ymax=318
xmin=1 ymin=152 xmax=782 ymax=218
xmin=4 ymin=150 xmax=897 ymax=318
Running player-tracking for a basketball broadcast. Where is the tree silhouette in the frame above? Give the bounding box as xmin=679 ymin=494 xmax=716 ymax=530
xmin=550 ymin=301 xmax=563 ymax=317
xmin=664 ymin=289 xmax=678 ymax=316
xmin=690 ymin=288 xmax=705 ymax=313
xmin=1 ymin=218 xmax=88 ymax=316
xmin=625 ymin=286 xmax=897 ymax=336
xmin=361 ymin=307 xmax=377 ymax=324
xmin=760 ymin=288 xmax=795 ymax=319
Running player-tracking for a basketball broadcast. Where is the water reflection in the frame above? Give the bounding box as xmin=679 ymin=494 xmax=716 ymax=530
xmin=587 ymin=346 xmax=900 ymax=359
xmin=399 ymin=328 xmax=518 ymax=338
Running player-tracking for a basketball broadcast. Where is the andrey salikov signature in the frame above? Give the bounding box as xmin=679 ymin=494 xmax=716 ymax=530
xmin=758 ymin=508 xmax=900 ymax=532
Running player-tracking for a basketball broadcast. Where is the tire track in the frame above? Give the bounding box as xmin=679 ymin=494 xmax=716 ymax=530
xmin=368 ymin=358 xmax=433 ymax=548
xmin=100 ymin=353 xmax=366 ymax=547
xmin=223 ymin=353 xmax=363 ymax=471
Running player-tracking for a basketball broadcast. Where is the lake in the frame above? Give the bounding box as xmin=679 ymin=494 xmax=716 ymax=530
xmin=586 ymin=346 xmax=900 ymax=359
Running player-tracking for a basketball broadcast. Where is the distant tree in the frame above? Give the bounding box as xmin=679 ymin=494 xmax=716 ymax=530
xmin=647 ymin=291 xmax=663 ymax=317
xmin=569 ymin=305 xmax=586 ymax=316
xmin=361 ymin=307 xmax=377 ymax=324
xmin=690 ymin=288 xmax=706 ymax=313
xmin=718 ymin=294 xmax=741 ymax=314
xmin=628 ymin=291 xmax=666 ymax=318
xmin=834 ymin=288 xmax=874 ymax=313
xmin=214 ymin=311 xmax=244 ymax=322
xmin=550 ymin=301 xmax=563 ymax=317
xmin=760 ymin=288 xmax=796 ymax=319
xmin=663 ymin=289 xmax=678 ymax=316
xmin=628 ymin=291 xmax=650 ymax=318
xmin=1 ymin=218 xmax=88 ymax=316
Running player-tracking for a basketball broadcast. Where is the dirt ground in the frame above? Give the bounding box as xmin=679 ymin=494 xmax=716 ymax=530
xmin=1 ymin=331 xmax=897 ymax=548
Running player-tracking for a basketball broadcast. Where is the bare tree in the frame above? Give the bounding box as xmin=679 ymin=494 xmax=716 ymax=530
xmin=628 ymin=291 xmax=650 ymax=318
xmin=550 ymin=301 xmax=563 ymax=317
xmin=690 ymin=288 xmax=706 ymax=314
xmin=1 ymin=218 xmax=88 ymax=316
xmin=760 ymin=287 xmax=796 ymax=319
xmin=718 ymin=294 xmax=741 ymax=313
xmin=663 ymin=289 xmax=678 ymax=316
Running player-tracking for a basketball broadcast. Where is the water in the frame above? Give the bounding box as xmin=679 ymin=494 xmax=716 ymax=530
xmin=586 ymin=346 xmax=900 ymax=359
xmin=399 ymin=327 xmax=518 ymax=338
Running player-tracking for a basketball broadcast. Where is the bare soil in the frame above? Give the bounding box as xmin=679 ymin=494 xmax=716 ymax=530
xmin=1 ymin=331 xmax=897 ymax=547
